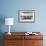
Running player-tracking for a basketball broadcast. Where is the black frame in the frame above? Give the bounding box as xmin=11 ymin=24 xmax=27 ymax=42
xmin=18 ymin=10 xmax=35 ymax=23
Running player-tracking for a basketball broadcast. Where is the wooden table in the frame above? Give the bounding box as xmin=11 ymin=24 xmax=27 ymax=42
xmin=4 ymin=32 xmax=43 ymax=46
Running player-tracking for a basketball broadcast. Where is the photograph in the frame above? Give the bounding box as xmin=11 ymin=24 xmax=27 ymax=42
xmin=18 ymin=10 xmax=35 ymax=23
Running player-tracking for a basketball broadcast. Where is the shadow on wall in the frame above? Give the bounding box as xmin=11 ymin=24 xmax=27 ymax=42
xmin=0 ymin=15 xmax=5 ymax=31
xmin=0 ymin=33 xmax=4 ymax=46
xmin=0 ymin=16 xmax=5 ymax=46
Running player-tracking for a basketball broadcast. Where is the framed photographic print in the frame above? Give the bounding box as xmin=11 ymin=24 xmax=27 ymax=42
xmin=18 ymin=10 xmax=35 ymax=23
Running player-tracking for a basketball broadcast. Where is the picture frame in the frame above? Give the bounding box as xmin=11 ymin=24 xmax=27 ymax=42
xmin=18 ymin=10 xmax=35 ymax=23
